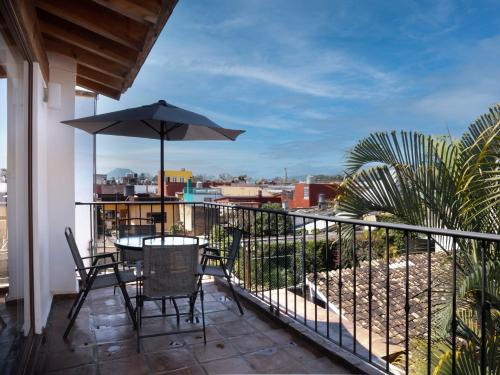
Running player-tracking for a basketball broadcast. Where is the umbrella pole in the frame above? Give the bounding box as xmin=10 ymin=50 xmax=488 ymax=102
xmin=160 ymin=121 xmax=165 ymax=237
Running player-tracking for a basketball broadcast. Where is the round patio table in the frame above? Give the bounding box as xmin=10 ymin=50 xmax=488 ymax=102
xmin=114 ymin=235 xmax=208 ymax=251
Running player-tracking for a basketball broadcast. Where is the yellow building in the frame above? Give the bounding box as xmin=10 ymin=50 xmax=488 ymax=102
xmin=163 ymin=168 xmax=193 ymax=183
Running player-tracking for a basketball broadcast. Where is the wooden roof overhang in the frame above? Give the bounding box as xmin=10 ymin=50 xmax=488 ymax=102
xmin=8 ymin=0 xmax=178 ymax=99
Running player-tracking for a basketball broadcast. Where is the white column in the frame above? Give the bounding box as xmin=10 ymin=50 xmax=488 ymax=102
xmin=45 ymin=54 xmax=77 ymax=296
xmin=30 ymin=54 xmax=77 ymax=332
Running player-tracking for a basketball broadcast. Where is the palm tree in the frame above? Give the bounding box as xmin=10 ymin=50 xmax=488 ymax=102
xmin=337 ymin=105 xmax=499 ymax=373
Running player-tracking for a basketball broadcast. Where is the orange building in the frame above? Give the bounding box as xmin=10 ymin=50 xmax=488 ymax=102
xmin=288 ymin=182 xmax=340 ymax=209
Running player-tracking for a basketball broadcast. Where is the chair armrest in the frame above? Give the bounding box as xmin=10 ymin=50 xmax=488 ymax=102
xmin=77 ymin=262 xmax=123 ymax=272
xmin=202 ymin=246 xmax=220 ymax=255
xmin=81 ymin=252 xmax=118 ymax=260
xmin=202 ymin=254 xmax=231 ymax=261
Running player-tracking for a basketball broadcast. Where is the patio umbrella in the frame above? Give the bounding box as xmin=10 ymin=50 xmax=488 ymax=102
xmin=62 ymin=100 xmax=244 ymax=235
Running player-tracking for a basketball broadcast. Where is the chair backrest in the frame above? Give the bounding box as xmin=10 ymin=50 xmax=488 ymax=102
xmin=142 ymin=239 xmax=199 ymax=298
xmin=65 ymin=227 xmax=87 ymax=281
xmin=225 ymin=228 xmax=243 ymax=273
xmin=118 ymin=218 xmax=155 ymax=239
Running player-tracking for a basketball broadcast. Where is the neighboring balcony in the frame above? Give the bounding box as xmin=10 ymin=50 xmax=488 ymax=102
xmin=37 ymin=201 xmax=499 ymax=374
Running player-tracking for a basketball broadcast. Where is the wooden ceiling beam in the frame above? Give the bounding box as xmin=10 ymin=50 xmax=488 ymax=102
xmin=44 ymin=35 xmax=128 ymax=79
xmin=77 ymin=64 xmax=124 ymax=90
xmin=123 ymin=0 xmax=177 ymax=90
xmin=77 ymin=76 xmax=121 ymax=99
xmin=38 ymin=10 xmax=137 ymax=68
xmin=91 ymin=0 xmax=161 ymax=24
xmin=36 ymin=0 xmax=148 ymax=50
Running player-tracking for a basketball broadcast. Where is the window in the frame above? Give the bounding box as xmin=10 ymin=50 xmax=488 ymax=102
xmin=172 ymin=176 xmax=177 ymax=182
xmin=304 ymin=186 xmax=310 ymax=199
xmin=180 ymin=177 xmax=184 ymax=183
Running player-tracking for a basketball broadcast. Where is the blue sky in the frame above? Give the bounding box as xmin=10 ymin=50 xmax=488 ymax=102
xmin=5 ymin=0 xmax=500 ymax=178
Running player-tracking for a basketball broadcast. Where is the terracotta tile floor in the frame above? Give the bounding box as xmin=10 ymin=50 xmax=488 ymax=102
xmin=40 ymin=280 xmax=358 ymax=374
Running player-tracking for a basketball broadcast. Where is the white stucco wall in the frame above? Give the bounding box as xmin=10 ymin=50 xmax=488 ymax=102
xmin=29 ymin=54 xmax=77 ymax=333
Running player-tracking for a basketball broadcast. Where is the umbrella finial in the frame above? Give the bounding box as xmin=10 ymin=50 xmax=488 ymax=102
xmin=158 ymin=100 xmax=167 ymax=106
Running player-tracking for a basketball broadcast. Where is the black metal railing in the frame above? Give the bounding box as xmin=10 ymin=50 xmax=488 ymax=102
xmin=75 ymin=201 xmax=500 ymax=374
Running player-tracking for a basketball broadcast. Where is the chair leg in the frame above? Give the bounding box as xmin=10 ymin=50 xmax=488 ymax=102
xmin=136 ymin=296 xmax=142 ymax=353
xmin=172 ymin=298 xmax=180 ymax=324
xmin=67 ymin=288 xmax=84 ymax=319
xmin=64 ymin=273 xmax=96 ymax=338
xmin=190 ymin=273 xmax=204 ymax=315
xmin=161 ymin=297 xmax=166 ymax=314
xmin=117 ymin=281 xmax=137 ymax=330
xmin=200 ymin=290 xmax=206 ymax=344
xmin=222 ymin=268 xmax=244 ymax=315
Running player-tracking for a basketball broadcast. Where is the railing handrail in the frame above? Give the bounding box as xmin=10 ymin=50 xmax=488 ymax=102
xmin=75 ymin=200 xmax=500 ymax=242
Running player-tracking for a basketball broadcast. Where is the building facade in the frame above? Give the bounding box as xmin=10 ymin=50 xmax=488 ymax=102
xmin=288 ymin=182 xmax=340 ymax=208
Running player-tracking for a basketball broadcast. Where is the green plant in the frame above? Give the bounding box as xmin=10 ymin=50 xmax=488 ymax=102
xmin=339 ymin=105 xmax=500 ymax=372
xmin=251 ymin=203 xmax=293 ymax=236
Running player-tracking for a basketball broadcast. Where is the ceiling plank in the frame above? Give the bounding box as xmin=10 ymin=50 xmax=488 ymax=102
xmin=44 ymin=35 xmax=129 ymax=78
xmin=7 ymin=0 xmax=50 ymax=82
xmin=77 ymin=64 xmax=124 ymax=90
xmin=77 ymin=76 xmax=121 ymax=99
xmin=91 ymin=0 xmax=161 ymax=24
xmin=38 ymin=10 xmax=137 ymax=68
xmin=123 ymin=0 xmax=178 ymax=90
xmin=36 ymin=0 xmax=148 ymax=50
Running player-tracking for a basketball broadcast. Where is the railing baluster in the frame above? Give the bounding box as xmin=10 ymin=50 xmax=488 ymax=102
xmin=326 ymin=220 xmax=330 ymax=339
xmin=386 ymin=228 xmax=390 ymax=373
xmin=261 ymin=211 xmax=264 ymax=301
xmin=254 ymin=210 xmax=258 ymax=295
xmin=276 ymin=212 xmax=280 ymax=313
xmin=368 ymin=225 xmax=372 ymax=363
xmin=405 ymin=231 xmax=410 ymax=374
xmin=480 ymin=240 xmax=486 ymax=375
xmin=427 ymin=233 xmax=432 ymax=375
xmin=240 ymin=208 xmax=244 ymax=289
xmin=339 ymin=223 xmax=343 ymax=347
xmin=451 ymin=237 xmax=457 ymax=375
xmin=284 ymin=213 xmax=288 ymax=315
xmin=352 ymin=223 xmax=357 ymax=354
xmin=314 ymin=219 xmax=318 ymax=332
xmin=293 ymin=217 xmax=297 ymax=320
xmin=268 ymin=212 xmax=272 ymax=308
xmin=302 ymin=217 xmax=307 ymax=326
xmin=88 ymin=204 xmax=93 ymax=257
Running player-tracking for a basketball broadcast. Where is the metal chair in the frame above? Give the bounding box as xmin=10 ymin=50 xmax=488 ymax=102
xmin=136 ymin=235 xmax=206 ymax=352
xmin=117 ymin=218 xmax=155 ymax=266
xmin=197 ymin=228 xmax=244 ymax=315
xmin=64 ymin=227 xmax=136 ymax=338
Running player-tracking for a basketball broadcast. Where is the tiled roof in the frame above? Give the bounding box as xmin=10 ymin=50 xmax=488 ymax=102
xmin=307 ymin=252 xmax=450 ymax=346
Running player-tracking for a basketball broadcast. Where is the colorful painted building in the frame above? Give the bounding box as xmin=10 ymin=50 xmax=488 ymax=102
xmin=288 ymin=182 xmax=340 ymax=209
xmin=157 ymin=169 xmax=193 ymax=197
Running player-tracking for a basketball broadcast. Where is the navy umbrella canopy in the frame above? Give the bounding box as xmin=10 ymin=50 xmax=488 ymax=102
xmin=62 ymin=100 xmax=245 ymax=234
xmin=62 ymin=100 xmax=244 ymax=141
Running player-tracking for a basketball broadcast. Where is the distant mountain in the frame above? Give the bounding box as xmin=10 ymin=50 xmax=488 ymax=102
xmin=107 ymin=168 xmax=135 ymax=179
